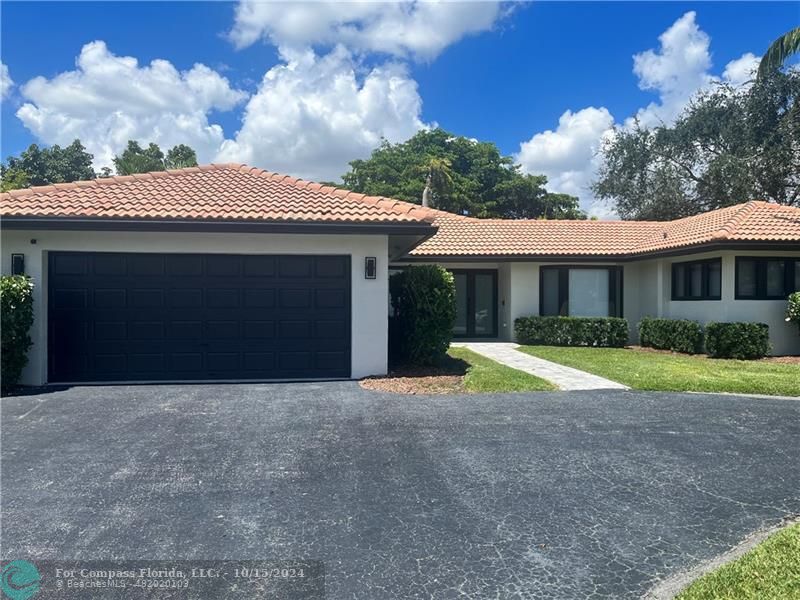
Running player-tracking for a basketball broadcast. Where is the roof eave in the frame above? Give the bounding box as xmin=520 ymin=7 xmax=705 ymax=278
xmin=0 ymin=215 xmax=435 ymax=237
xmin=400 ymin=239 xmax=800 ymax=263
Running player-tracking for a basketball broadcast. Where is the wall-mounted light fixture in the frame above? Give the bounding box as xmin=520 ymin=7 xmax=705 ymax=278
xmin=365 ymin=256 xmax=377 ymax=279
xmin=11 ymin=254 xmax=25 ymax=275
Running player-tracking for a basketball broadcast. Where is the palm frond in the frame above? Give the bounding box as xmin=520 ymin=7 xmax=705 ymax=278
xmin=758 ymin=27 xmax=800 ymax=78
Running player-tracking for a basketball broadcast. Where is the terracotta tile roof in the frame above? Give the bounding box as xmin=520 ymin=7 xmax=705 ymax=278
xmin=2 ymin=165 xmax=797 ymax=258
xmin=0 ymin=164 xmax=435 ymax=226
xmin=409 ymin=201 xmax=800 ymax=258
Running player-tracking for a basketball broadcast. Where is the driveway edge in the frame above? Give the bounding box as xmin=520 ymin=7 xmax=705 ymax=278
xmin=642 ymin=515 xmax=800 ymax=599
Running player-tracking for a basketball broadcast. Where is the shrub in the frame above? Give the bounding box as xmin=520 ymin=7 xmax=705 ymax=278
xmin=639 ymin=317 xmax=704 ymax=354
xmin=1 ymin=275 xmax=35 ymax=389
xmin=787 ymin=292 xmax=800 ymax=335
xmin=514 ymin=316 xmax=629 ymax=347
xmin=705 ymin=322 xmax=770 ymax=359
xmin=389 ymin=265 xmax=456 ymax=365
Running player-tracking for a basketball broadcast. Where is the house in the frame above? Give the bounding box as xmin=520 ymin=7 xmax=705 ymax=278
xmin=2 ymin=163 xmax=799 ymax=386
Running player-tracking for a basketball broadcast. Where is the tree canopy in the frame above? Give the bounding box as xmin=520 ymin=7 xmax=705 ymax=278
xmin=112 ymin=141 xmax=198 ymax=175
xmin=341 ymin=129 xmax=585 ymax=219
xmin=1 ymin=139 xmax=200 ymax=191
xmin=1 ymin=140 xmax=95 ymax=191
xmin=593 ymin=69 xmax=799 ymax=220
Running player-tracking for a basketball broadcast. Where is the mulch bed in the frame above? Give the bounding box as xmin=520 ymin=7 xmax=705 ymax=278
xmin=359 ymin=355 xmax=470 ymax=394
xmin=628 ymin=345 xmax=800 ymax=364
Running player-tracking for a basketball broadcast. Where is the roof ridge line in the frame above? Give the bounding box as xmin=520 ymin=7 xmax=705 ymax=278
xmin=712 ymin=200 xmax=759 ymax=240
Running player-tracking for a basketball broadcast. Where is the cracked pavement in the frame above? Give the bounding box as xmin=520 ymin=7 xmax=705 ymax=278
xmin=2 ymin=383 xmax=799 ymax=598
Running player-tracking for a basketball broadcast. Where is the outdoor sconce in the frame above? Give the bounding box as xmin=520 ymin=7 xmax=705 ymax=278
xmin=365 ymin=256 xmax=377 ymax=279
xmin=11 ymin=254 xmax=25 ymax=275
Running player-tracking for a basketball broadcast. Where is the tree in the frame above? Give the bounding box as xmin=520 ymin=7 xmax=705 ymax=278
xmin=165 ymin=144 xmax=199 ymax=169
xmin=112 ymin=141 xmax=199 ymax=175
xmin=341 ymin=128 xmax=584 ymax=219
xmin=112 ymin=141 xmax=166 ymax=175
xmin=759 ymin=27 xmax=800 ymax=78
xmin=1 ymin=140 xmax=95 ymax=190
xmin=593 ymin=69 xmax=799 ymax=220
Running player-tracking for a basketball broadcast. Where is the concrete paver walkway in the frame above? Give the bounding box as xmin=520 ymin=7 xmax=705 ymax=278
xmin=453 ymin=341 xmax=629 ymax=391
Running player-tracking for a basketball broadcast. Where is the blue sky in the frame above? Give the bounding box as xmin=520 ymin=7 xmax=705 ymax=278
xmin=1 ymin=1 xmax=796 ymax=215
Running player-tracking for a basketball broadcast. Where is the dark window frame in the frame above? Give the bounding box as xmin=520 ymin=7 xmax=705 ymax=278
xmin=450 ymin=269 xmax=499 ymax=339
xmin=735 ymin=256 xmax=800 ymax=300
xmin=539 ymin=265 xmax=624 ymax=318
xmin=671 ymin=258 xmax=722 ymax=301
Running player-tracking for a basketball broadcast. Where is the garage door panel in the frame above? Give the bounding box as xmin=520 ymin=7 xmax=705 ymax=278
xmin=53 ymin=254 xmax=89 ymax=275
xmin=95 ymin=321 xmax=127 ymax=340
xmin=169 ymin=289 xmax=203 ymax=308
xmin=243 ymin=256 xmax=275 ymax=277
xmin=244 ymin=352 xmax=274 ymax=371
xmin=53 ymin=289 xmax=88 ymax=309
xmin=315 ymin=256 xmax=347 ymax=278
xmin=130 ymin=289 xmax=164 ymax=308
xmin=243 ymin=288 xmax=275 ymax=308
xmin=93 ymin=254 xmax=127 ymax=276
xmin=48 ymin=252 xmax=351 ymax=382
xmin=94 ymin=289 xmax=127 ymax=308
xmin=129 ymin=254 xmax=165 ymax=276
xmin=244 ymin=321 xmax=275 ymax=339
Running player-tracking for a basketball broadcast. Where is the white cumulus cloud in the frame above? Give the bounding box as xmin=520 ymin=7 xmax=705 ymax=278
xmin=722 ymin=52 xmax=760 ymax=87
xmin=516 ymin=107 xmax=615 ymax=217
xmin=217 ymin=45 xmax=428 ymax=182
xmin=0 ymin=62 xmax=13 ymax=100
xmin=15 ymin=41 xmax=247 ymax=169
xmin=516 ymin=11 xmax=763 ymax=217
xmin=228 ymin=0 xmax=504 ymax=61
xmin=629 ymin=11 xmax=712 ymax=127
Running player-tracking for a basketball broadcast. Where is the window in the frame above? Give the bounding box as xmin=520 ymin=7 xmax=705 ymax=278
xmin=735 ymin=257 xmax=800 ymax=300
xmin=671 ymin=258 xmax=722 ymax=301
xmin=539 ymin=266 xmax=623 ymax=317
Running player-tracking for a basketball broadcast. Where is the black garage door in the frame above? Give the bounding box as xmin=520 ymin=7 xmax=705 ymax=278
xmin=48 ymin=252 xmax=351 ymax=382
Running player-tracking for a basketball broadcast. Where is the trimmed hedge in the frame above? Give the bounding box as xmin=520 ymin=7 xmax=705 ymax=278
xmin=639 ymin=317 xmax=704 ymax=354
xmin=514 ymin=316 xmax=629 ymax=348
xmin=389 ymin=265 xmax=456 ymax=365
xmin=705 ymin=322 xmax=770 ymax=360
xmin=1 ymin=275 xmax=35 ymax=390
xmin=787 ymin=292 xmax=800 ymax=335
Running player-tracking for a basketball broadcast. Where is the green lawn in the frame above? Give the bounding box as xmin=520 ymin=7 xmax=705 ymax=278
xmin=676 ymin=523 xmax=800 ymax=600
xmin=518 ymin=346 xmax=800 ymax=396
xmin=448 ymin=347 xmax=556 ymax=393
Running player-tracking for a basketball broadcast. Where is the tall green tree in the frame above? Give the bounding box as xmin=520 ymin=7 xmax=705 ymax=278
xmin=112 ymin=141 xmax=166 ymax=175
xmin=112 ymin=141 xmax=198 ymax=175
xmin=341 ymin=128 xmax=584 ymax=219
xmin=758 ymin=26 xmax=800 ymax=78
xmin=1 ymin=140 xmax=95 ymax=190
xmin=165 ymin=144 xmax=199 ymax=169
xmin=593 ymin=69 xmax=799 ymax=220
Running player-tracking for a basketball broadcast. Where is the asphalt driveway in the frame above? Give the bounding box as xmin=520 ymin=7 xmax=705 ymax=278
xmin=2 ymin=383 xmax=799 ymax=598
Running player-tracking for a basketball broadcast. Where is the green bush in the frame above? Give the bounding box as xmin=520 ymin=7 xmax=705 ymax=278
xmin=389 ymin=265 xmax=456 ymax=365
xmin=1 ymin=275 xmax=35 ymax=389
xmin=787 ymin=292 xmax=800 ymax=335
xmin=639 ymin=317 xmax=704 ymax=354
xmin=705 ymin=322 xmax=770 ymax=360
xmin=514 ymin=316 xmax=629 ymax=347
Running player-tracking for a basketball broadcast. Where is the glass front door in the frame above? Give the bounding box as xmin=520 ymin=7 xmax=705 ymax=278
xmin=451 ymin=270 xmax=498 ymax=338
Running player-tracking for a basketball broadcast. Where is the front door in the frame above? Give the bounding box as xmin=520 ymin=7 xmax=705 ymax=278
xmin=452 ymin=270 xmax=498 ymax=338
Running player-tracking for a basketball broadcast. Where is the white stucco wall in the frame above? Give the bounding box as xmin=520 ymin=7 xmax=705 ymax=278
xmin=1 ymin=229 xmax=390 ymax=384
xmin=498 ymin=254 xmax=799 ymax=355
xmin=640 ymin=250 xmax=800 ymax=356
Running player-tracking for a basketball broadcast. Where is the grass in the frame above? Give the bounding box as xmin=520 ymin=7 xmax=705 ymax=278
xmin=676 ymin=522 xmax=800 ymax=600
xmin=518 ymin=346 xmax=800 ymax=396
xmin=448 ymin=347 xmax=556 ymax=392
